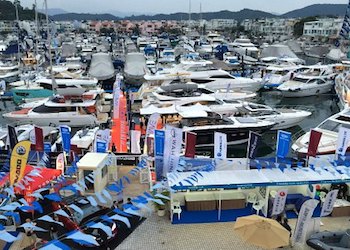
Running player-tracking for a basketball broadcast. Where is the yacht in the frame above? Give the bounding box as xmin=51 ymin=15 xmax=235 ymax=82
xmin=0 ymin=61 xmax=20 ymax=82
xmin=145 ymin=67 xmax=263 ymax=92
xmin=3 ymin=89 xmax=110 ymax=127
xmin=257 ymin=64 xmax=302 ymax=89
xmin=277 ymin=65 xmax=336 ymax=97
xmin=179 ymin=53 xmax=213 ymax=66
xmin=158 ymin=48 xmax=176 ymax=64
xmin=229 ymin=38 xmax=259 ymax=64
xmin=167 ymin=111 xmax=274 ymax=147
xmin=89 ymin=53 xmax=116 ymax=81
xmin=292 ymin=108 xmax=350 ymax=156
xmin=154 ymin=83 xmax=257 ymax=102
xmin=10 ymin=75 xmax=98 ymax=104
xmin=124 ymin=52 xmax=146 ymax=85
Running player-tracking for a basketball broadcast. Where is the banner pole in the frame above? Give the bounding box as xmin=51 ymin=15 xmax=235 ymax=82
xmin=246 ymin=131 xmax=251 ymax=169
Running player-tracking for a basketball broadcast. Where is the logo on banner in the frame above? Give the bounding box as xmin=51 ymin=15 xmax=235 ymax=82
xmin=214 ymin=132 xmax=227 ymax=159
xmin=59 ymin=125 xmax=71 ymax=153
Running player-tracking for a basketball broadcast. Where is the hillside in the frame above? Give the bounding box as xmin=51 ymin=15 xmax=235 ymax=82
xmin=282 ymin=4 xmax=347 ymax=18
xmin=52 ymin=13 xmax=119 ymax=21
xmin=0 ymin=0 xmax=45 ymax=20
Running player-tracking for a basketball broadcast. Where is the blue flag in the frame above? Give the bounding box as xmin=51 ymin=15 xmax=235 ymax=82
xmin=154 ymin=130 xmax=165 ymax=180
xmin=276 ymin=130 xmax=292 ymax=159
xmin=59 ymin=125 xmax=71 ymax=153
xmin=96 ymin=141 xmax=107 ymax=153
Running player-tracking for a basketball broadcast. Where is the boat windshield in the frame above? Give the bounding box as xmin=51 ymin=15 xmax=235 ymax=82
xmin=318 ymin=120 xmax=342 ymax=132
xmin=293 ymin=77 xmax=309 ymax=83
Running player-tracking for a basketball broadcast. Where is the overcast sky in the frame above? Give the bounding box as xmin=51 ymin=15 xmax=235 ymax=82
xmin=20 ymin=0 xmax=347 ymax=15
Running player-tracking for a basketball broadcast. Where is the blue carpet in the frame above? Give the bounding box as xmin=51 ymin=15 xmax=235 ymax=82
xmin=172 ymin=205 xmax=258 ymax=224
xmin=172 ymin=204 xmax=323 ymax=224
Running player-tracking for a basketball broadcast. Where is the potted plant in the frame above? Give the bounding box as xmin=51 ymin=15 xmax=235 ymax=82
xmin=152 ymin=190 xmax=170 ymax=217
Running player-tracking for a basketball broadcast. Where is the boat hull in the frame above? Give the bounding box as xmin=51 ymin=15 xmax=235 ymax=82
xmin=278 ymin=83 xmax=333 ymax=97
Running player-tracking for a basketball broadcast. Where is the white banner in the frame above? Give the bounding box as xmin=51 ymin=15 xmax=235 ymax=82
xmin=163 ymin=126 xmax=182 ymax=175
xmin=214 ymin=132 xmax=227 ymax=159
xmin=29 ymin=129 xmax=36 ymax=144
xmin=146 ymin=113 xmax=160 ymax=138
xmin=336 ymin=127 xmax=350 ymax=155
xmin=271 ymin=189 xmax=288 ymax=216
xmin=113 ymin=79 xmax=121 ymax=119
xmin=293 ymin=199 xmax=319 ymax=244
xmin=94 ymin=129 xmax=110 ymax=152
xmin=320 ymin=190 xmax=339 ymax=217
xmin=130 ymin=130 xmax=141 ymax=154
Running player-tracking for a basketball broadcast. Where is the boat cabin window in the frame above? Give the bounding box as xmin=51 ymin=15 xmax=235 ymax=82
xmin=293 ymin=77 xmax=309 ymax=83
xmin=209 ymin=75 xmax=235 ymax=79
xmin=32 ymin=105 xmax=76 ymax=113
xmin=198 ymin=88 xmax=214 ymax=94
xmin=38 ymin=82 xmax=52 ymax=90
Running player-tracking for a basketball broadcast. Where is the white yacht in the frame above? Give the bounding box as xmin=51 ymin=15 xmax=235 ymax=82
xmin=3 ymin=89 xmax=110 ymax=127
xmin=0 ymin=61 xmax=20 ymax=82
xmin=277 ymin=65 xmax=336 ymax=97
xmin=334 ymin=69 xmax=350 ymax=110
xmin=124 ymin=52 xmax=147 ymax=84
xmin=229 ymin=38 xmax=259 ymax=64
xmin=292 ymin=108 xmax=350 ymax=156
xmin=257 ymin=64 xmax=302 ymax=89
xmin=158 ymin=48 xmax=176 ymax=64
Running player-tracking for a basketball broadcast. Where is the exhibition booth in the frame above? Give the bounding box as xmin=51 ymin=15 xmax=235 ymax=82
xmin=167 ymin=166 xmax=350 ymax=224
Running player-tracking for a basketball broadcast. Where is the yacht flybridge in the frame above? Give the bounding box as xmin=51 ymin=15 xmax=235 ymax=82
xmin=3 ymin=89 xmax=110 ymax=127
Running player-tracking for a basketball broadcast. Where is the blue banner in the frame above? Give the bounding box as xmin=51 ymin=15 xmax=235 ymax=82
xmin=247 ymin=131 xmax=261 ymax=159
xmin=59 ymin=125 xmax=71 ymax=153
xmin=276 ymin=130 xmax=292 ymax=159
xmin=44 ymin=142 xmax=51 ymax=153
xmin=96 ymin=140 xmax=107 ymax=153
xmin=154 ymin=130 xmax=165 ymax=180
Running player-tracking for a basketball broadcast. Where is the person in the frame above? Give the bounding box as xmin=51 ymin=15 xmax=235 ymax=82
xmin=276 ymin=214 xmax=292 ymax=237
xmin=111 ymin=143 xmax=117 ymax=153
xmin=111 ymin=200 xmax=118 ymax=209
xmin=126 ymin=198 xmax=133 ymax=205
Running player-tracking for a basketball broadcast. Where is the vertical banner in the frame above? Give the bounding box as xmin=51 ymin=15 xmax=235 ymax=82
xmin=34 ymin=126 xmax=44 ymax=152
xmin=336 ymin=127 xmax=350 ymax=156
xmin=271 ymin=189 xmax=288 ymax=216
xmin=44 ymin=142 xmax=52 ymax=153
xmin=320 ymin=190 xmax=339 ymax=217
xmin=163 ymin=126 xmax=182 ymax=175
xmin=214 ymin=132 xmax=227 ymax=159
xmin=184 ymin=132 xmax=197 ymax=158
xmin=293 ymin=199 xmax=319 ymax=244
xmin=247 ymin=131 xmax=262 ymax=159
xmin=276 ymin=130 xmax=291 ymax=159
xmin=10 ymin=141 xmax=31 ymax=185
xmin=130 ymin=130 xmax=141 ymax=154
xmin=7 ymin=125 xmax=18 ymax=150
xmin=112 ymin=79 xmax=121 ymax=119
xmin=56 ymin=153 xmax=65 ymax=174
xmin=94 ymin=129 xmax=110 ymax=152
xmin=59 ymin=125 xmax=71 ymax=153
xmin=307 ymin=130 xmax=322 ymax=157
xmin=154 ymin=130 xmax=165 ymax=180
xmin=146 ymin=113 xmax=160 ymax=138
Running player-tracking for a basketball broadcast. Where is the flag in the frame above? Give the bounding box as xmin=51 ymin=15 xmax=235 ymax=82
xmin=145 ymin=113 xmax=160 ymax=138
xmin=59 ymin=125 xmax=71 ymax=153
xmin=320 ymin=190 xmax=339 ymax=217
xmin=271 ymin=189 xmax=288 ymax=216
xmin=163 ymin=126 xmax=182 ymax=174
xmin=113 ymin=79 xmax=121 ymax=119
xmin=336 ymin=127 xmax=350 ymax=156
xmin=56 ymin=153 xmax=65 ymax=174
xmin=10 ymin=141 xmax=31 ymax=185
xmin=293 ymin=199 xmax=319 ymax=244
xmin=34 ymin=127 xmax=44 ymax=152
xmin=130 ymin=130 xmax=141 ymax=154
xmin=214 ymin=132 xmax=227 ymax=159
xmin=340 ymin=3 xmax=350 ymax=39
xmin=307 ymin=130 xmax=322 ymax=157
xmin=96 ymin=140 xmax=107 ymax=153
xmin=94 ymin=129 xmax=110 ymax=152
xmin=7 ymin=125 xmax=18 ymax=150
xmin=184 ymin=132 xmax=196 ymax=158
xmin=247 ymin=131 xmax=261 ymax=159
xmin=276 ymin=130 xmax=292 ymax=159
